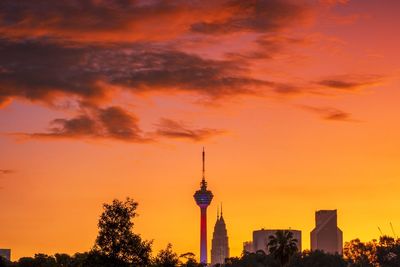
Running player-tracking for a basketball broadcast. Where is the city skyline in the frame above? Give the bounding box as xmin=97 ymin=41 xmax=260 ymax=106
xmin=1 ymin=0 xmax=400 ymax=262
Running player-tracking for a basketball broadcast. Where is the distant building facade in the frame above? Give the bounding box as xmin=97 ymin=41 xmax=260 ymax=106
xmin=243 ymin=241 xmax=254 ymax=253
xmin=311 ymin=210 xmax=343 ymax=254
xmin=211 ymin=208 xmax=229 ymax=266
xmin=244 ymin=229 xmax=302 ymax=254
xmin=0 ymin=249 xmax=11 ymax=261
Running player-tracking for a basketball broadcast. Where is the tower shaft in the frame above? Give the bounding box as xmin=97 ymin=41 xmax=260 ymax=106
xmin=200 ymin=207 xmax=208 ymax=264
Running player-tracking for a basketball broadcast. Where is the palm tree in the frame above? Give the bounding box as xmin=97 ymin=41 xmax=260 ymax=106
xmin=268 ymin=230 xmax=298 ymax=267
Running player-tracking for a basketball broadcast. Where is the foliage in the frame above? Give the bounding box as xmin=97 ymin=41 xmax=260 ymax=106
xmin=224 ymin=251 xmax=279 ymax=267
xmin=179 ymin=252 xmax=203 ymax=267
xmin=94 ymin=198 xmax=152 ymax=266
xmin=374 ymin=235 xmax=400 ymax=267
xmin=344 ymin=236 xmax=400 ymax=267
xmin=288 ymin=250 xmax=347 ymax=267
xmin=152 ymin=244 xmax=179 ymax=267
xmin=267 ymin=230 xmax=298 ymax=267
xmin=344 ymin=238 xmax=378 ymax=266
xmin=18 ymin=254 xmax=57 ymax=267
xmin=225 ymin=249 xmax=349 ymax=267
xmin=0 ymin=256 xmax=13 ymax=267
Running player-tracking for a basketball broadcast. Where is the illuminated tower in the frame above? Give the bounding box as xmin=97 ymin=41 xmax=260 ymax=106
xmin=194 ymin=148 xmax=213 ymax=264
xmin=211 ymin=205 xmax=229 ymax=265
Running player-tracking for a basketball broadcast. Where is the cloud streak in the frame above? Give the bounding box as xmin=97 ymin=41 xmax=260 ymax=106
xmin=317 ymin=75 xmax=383 ymax=90
xmin=190 ymin=0 xmax=310 ymax=35
xmin=155 ymin=118 xmax=224 ymax=141
xmin=0 ymin=0 xmax=196 ymax=42
xmin=21 ymin=107 xmax=224 ymax=142
xmin=28 ymin=106 xmax=149 ymax=142
xmin=300 ymin=105 xmax=356 ymax=122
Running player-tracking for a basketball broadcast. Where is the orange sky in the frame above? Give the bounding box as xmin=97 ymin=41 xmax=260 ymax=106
xmin=0 ymin=0 xmax=400 ymax=261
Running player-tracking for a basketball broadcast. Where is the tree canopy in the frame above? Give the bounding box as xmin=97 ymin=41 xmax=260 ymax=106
xmin=268 ymin=230 xmax=298 ymax=267
xmin=94 ymin=198 xmax=152 ymax=266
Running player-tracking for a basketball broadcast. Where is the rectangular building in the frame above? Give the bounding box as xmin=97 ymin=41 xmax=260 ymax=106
xmin=0 ymin=249 xmax=11 ymax=261
xmin=311 ymin=210 xmax=343 ymax=254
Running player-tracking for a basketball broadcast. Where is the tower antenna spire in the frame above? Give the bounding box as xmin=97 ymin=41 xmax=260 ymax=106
xmin=221 ymin=202 xmax=223 ymax=217
xmin=202 ymin=147 xmax=205 ymax=181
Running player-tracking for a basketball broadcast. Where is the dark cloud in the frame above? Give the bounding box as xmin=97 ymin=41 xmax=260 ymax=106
xmin=46 ymin=116 xmax=99 ymax=138
xmin=0 ymin=0 xmax=193 ymax=41
xmin=0 ymin=39 xmax=106 ymax=104
xmin=109 ymin=49 xmax=270 ymax=97
xmin=299 ymin=105 xmax=355 ymax=122
xmin=24 ymin=107 xmax=223 ymax=142
xmin=0 ymin=0 xmax=378 ymax=145
xmin=0 ymin=37 xmax=375 ymax=112
xmin=98 ymin=106 xmax=143 ymax=140
xmin=155 ymin=118 xmax=225 ymax=141
xmin=0 ymin=38 xmax=281 ymax=107
xmin=28 ymin=106 xmax=149 ymax=142
xmin=0 ymin=1 xmax=356 ymax=109
xmin=0 ymin=0 xmax=311 ymax=41
xmin=191 ymin=0 xmax=309 ymax=34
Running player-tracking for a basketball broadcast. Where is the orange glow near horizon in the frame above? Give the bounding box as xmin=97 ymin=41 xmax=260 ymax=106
xmin=1 ymin=0 xmax=400 ymax=262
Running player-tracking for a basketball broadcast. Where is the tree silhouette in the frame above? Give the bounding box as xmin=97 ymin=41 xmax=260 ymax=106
xmin=268 ymin=230 xmax=298 ymax=267
xmin=344 ymin=238 xmax=376 ymax=267
xmin=0 ymin=257 xmax=12 ymax=267
xmin=94 ymin=198 xmax=152 ymax=266
xmin=179 ymin=252 xmax=202 ymax=267
xmin=54 ymin=254 xmax=71 ymax=267
xmin=375 ymin=236 xmax=400 ymax=266
xmin=18 ymin=254 xmax=57 ymax=267
xmin=153 ymin=243 xmax=179 ymax=267
xmin=289 ymin=250 xmax=347 ymax=267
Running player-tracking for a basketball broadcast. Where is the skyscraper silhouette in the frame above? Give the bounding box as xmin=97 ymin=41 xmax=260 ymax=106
xmin=194 ymin=148 xmax=213 ymax=264
xmin=311 ymin=210 xmax=343 ymax=254
xmin=211 ymin=205 xmax=229 ymax=266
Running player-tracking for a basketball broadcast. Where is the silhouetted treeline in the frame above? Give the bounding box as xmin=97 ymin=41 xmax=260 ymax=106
xmin=222 ymin=250 xmax=346 ymax=267
xmin=1 ymin=198 xmax=400 ymax=267
xmin=222 ymin=235 xmax=400 ymax=267
xmin=0 ymin=250 xmax=202 ymax=267
xmin=344 ymin=236 xmax=400 ymax=267
xmin=0 ymin=198 xmax=202 ymax=267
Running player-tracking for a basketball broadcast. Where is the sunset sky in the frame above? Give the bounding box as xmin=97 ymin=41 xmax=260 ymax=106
xmin=1 ymin=0 xmax=400 ymax=261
